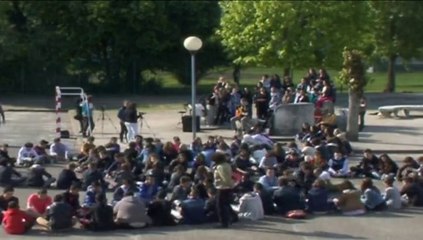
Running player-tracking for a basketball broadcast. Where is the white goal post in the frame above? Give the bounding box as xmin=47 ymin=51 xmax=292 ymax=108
xmin=55 ymin=86 xmax=91 ymax=137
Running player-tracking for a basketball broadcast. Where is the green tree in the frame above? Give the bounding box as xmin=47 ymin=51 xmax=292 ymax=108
xmin=338 ymin=48 xmax=369 ymax=141
xmin=369 ymin=1 xmax=423 ymax=92
xmin=217 ymin=1 xmax=371 ymax=71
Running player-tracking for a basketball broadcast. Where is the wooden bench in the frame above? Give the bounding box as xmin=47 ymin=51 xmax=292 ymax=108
xmin=378 ymin=105 xmax=423 ymax=118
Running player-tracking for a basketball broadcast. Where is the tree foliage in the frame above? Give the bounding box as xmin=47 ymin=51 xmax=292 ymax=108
xmin=217 ymin=1 xmax=371 ymax=70
xmin=0 ymin=1 xmax=226 ymax=94
xmin=368 ymin=1 xmax=423 ymax=92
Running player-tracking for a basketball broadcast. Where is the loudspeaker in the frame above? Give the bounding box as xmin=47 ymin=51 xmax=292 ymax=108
xmin=60 ymin=130 xmax=70 ymax=139
xmin=182 ymin=116 xmax=200 ymax=132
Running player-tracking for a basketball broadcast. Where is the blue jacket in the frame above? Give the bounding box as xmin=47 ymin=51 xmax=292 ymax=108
xmin=181 ymin=198 xmax=207 ymax=225
xmin=137 ymin=182 xmax=160 ymax=204
xmin=83 ymin=186 xmax=101 ymax=208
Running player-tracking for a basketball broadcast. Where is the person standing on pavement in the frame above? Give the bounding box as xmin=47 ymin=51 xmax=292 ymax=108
xmin=123 ymin=102 xmax=139 ymax=142
xmin=81 ymin=95 xmax=95 ymax=137
xmin=117 ymin=100 xmax=129 ymax=143
xmin=212 ymin=152 xmax=236 ymax=228
xmin=0 ymin=103 xmax=5 ymax=125
xmin=359 ymin=96 xmax=367 ymax=132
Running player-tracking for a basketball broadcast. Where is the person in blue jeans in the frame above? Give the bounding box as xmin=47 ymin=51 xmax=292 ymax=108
xmin=360 ymin=178 xmax=387 ymax=211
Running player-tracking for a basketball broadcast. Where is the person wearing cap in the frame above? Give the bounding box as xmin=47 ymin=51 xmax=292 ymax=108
xmin=26 ymin=188 xmax=52 ymax=216
xmin=16 ymin=142 xmax=38 ymax=167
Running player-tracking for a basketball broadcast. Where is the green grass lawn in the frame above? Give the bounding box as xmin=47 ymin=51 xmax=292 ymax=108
xmin=160 ymin=67 xmax=423 ymax=94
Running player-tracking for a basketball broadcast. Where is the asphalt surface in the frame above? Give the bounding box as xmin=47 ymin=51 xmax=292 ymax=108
xmin=1 ymin=95 xmax=423 ymax=239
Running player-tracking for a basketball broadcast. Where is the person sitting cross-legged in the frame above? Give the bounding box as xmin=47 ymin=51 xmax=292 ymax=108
xmin=25 ymin=161 xmax=56 ymax=188
xmin=26 ymin=188 xmax=52 ymax=216
xmin=113 ymin=191 xmax=152 ymax=229
xmin=273 ymin=176 xmax=305 ymax=215
xmin=36 ymin=194 xmax=77 ymax=231
xmin=79 ymin=193 xmax=115 ymax=231
xmin=56 ymin=163 xmax=80 ymax=190
xmin=177 ymin=187 xmax=207 ymax=225
xmin=328 ymin=150 xmax=349 ymax=178
xmin=306 ymin=179 xmax=330 ymax=213
xmin=82 ymin=181 xmax=104 ymax=208
xmin=2 ymin=201 xmax=36 ymax=235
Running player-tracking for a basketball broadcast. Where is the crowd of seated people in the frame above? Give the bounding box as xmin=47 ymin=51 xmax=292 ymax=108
xmin=205 ymin=68 xmax=338 ymax=135
xmin=0 ymin=126 xmax=423 ymax=235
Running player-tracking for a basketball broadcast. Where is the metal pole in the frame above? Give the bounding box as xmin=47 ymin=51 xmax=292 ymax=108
xmin=191 ymin=53 xmax=196 ymax=140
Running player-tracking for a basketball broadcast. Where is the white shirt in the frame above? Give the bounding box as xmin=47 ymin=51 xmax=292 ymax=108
xmin=236 ymin=192 xmax=264 ymax=221
xmin=17 ymin=147 xmax=38 ymax=165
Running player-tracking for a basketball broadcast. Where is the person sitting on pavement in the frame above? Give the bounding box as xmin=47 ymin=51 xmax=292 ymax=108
xmin=26 ymin=188 xmax=52 ymax=216
xmin=328 ymin=150 xmax=349 ymax=178
xmin=397 ymin=156 xmax=420 ymax=182
xmin=112 ymin=178 xmax=139 ymax=205
xmin=83 ymin=181 xmax=104 ymax=208
xmin=177 ymin=187 xmax=207 ymax=224
xmin=273 ymin=176 xmax=305 ymax=215
xmin=137 ymin=175 xmax=160 ymax=205
xmin=104 ymin=137 xmax=121 ymax=158
xmin=170 ymin=176 xmax=191 ymax=203
xmin=332 ymin=180 xmax=366 ymax=215
xmin=49 ymin=137 xmax=69 ymax=162
xmin=25 ymin=161 xmax=56 ymax=188
xmin=294 ymin=162 xmax=317 ymax=194
xmin=350 ymin=149 xmax=380 ymax=179
xmin=234 ymin=190 xmax=264 ymax=221
xmin=2 ymin=200 xmax=35 ymax=235
xmin=0 ymin=186 xmax=20 ymax=221
xmin=378 ymin=154 xmax=399 ymax=180
xmin=79 ymin=193 xmax=115 ymax=231
xmin=77 ymin=136 xmax=96 ymax=163
xmin=306 ymin=179 xmax=330 ymax=213
xmin=36 ymin=194 xmax=76 ymax=231
xmin=33 ymin=140 xmax=51 ymax=164
xmin=0 ymin=159 xmax=26 ymax=187
xmin=82 ymin=162 xmax=106 ymax=191
xmin=0 ymin=144 xmax=16 ymax=166
xmin=258 ymin=168 xmax=278 ymax=192
xmin=62 ymin=183 xmax=81 ymax=216
xmin=16 ymin=142 xmax=38 ymax=167
xmin=382 ymin=175 xmax=402 ymax=210
xmin=233 ymin=173 xmax=255 ymax=197
xmin=113 ymin=191 xmax=152 ymax=229
xmin=253 ymin=183 xmax=275 ymax=215
xmin=400 ymin=176 xmax=423 ymax=207
xmin=360 ymin=178 xmax=387 ymax=211
xmin=56 ymin=163 xmax=80 ymax=190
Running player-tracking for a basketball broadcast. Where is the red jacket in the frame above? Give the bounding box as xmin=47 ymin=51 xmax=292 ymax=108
xmin=2 ymin=208 xmax=32 ymax=234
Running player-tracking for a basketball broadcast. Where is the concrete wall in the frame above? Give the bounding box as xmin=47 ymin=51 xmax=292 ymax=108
xmin=271 ymin=103 xmax=315 ymax=136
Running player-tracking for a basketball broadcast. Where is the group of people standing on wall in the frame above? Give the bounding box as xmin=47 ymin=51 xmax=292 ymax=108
xmin=205 ymin=68 xmax=339 ymax=134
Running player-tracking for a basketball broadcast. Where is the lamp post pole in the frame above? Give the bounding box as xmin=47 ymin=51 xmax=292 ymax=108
xmin=190 ymin=53 xmax=197 ymax=140
xmin=184 ymin=36 xmax=202 ymax=141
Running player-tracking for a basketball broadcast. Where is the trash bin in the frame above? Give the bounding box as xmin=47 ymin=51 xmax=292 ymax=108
xmin=182 ymin=116 xmax=200 ymax=132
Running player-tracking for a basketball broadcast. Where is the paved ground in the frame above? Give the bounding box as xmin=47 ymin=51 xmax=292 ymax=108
xmin=1 ymin=94 xmax=423 ymax=239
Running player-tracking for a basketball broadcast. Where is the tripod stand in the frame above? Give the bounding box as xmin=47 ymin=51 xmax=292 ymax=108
xmin=96 ymin=106 xmax=120 ymax=135
xmin=139 ymin=113 xmax=156 ymax=138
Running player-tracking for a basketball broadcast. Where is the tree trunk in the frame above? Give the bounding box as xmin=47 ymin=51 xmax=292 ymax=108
xmin=232 ymin=64 xmax=240 ymax=85
xmin=384 ymin=55 xmax=397 ymax=93
xmin=346 ymin=89 xmax=359 ymax=141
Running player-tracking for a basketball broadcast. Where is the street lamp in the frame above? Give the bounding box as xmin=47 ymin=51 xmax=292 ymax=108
xmin=183 ymin=36 xmax=203 ymax=140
